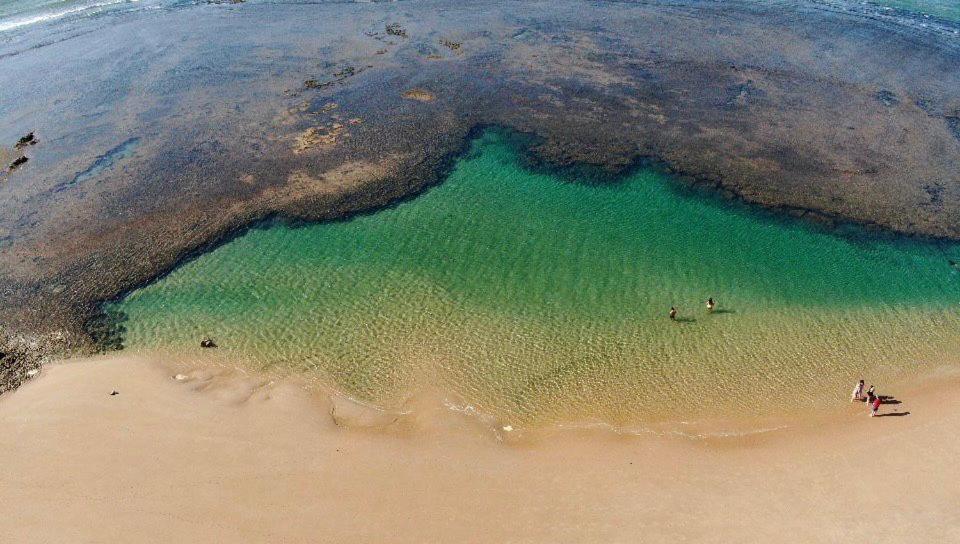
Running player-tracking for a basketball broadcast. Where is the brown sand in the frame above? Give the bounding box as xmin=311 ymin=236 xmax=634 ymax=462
xmin=1 ymin=355 xmax=958 ymax=543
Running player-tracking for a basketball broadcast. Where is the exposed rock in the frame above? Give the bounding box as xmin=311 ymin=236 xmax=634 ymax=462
xmin=8 ymin=156 xmax=28 ymax=171
xmin=402 ymin=88 xmax=436 ymax=102
xmin=385 ymin=23 xmax=406 ymax=37
xmin=333 ymin=66 xmax=355 ymax=79
xmin=875 ymin=89 xmax=900 ymax=107
xmin=303 ymin=66 xmax=363 ymax=91
xmin=200 ymin=337 xmax=217 ymax=348
xmin=294 ymin=124 xmax=347 ymax=153
xmin=439 ymin=38 xmax=461 ymax=50
xmin=15 ymin=132 xmax=37 ymax=149
xmin=0 ymin=331 xmax=55 ymax=396
xmin=946 ymin=116 xmax=960 ymax=142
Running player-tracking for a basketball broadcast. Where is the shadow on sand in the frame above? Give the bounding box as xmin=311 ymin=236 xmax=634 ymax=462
xmin=876 ymin=411 xmax=911 ymax=417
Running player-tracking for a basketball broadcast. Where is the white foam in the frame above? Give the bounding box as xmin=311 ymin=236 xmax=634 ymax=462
xmin=0 ymin=0 xmax=134 ymax=33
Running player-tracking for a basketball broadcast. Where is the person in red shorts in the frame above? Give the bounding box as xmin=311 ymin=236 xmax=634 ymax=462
xmin=871 ymin=394 xmax=882 ymax=417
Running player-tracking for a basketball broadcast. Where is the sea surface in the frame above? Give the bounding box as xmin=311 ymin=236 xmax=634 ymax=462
xmin=0 ymin=0 xmax=144 ymax=32
xmin=108 ymin=130 xmax=960 ymax=427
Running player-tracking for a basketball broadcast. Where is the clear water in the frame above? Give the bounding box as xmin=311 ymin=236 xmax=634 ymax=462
xmin=109 ymin=130 xmax=960 ymax=426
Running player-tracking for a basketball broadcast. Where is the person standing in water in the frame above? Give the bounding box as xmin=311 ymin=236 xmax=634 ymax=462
xmin=669 ymin=307 xmax=678 ymax=320
xmin=851 ymin=379 xmax=865 ymax=402
xmin=706 ymin=298 xmax=716 ymax=313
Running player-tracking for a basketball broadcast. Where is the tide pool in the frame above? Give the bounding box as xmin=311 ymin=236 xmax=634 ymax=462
xmin=109 ymin=130 xmax=960 ymax=425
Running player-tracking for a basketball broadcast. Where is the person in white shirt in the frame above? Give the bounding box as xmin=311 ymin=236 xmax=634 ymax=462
xmin=851 ymin=379 xmax=865 ymax=402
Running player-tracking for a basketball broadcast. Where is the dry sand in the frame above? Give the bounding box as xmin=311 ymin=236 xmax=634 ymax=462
xmin=1 ymin=355 xmax=958 ymax=543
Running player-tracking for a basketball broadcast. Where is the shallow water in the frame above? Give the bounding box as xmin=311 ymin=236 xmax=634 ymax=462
xmin=109 ymin=130 xmax=960 ymax=426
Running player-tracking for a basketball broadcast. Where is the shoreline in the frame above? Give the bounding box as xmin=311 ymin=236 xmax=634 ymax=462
xmin=2 ymin=353 xmax=957 ymax=542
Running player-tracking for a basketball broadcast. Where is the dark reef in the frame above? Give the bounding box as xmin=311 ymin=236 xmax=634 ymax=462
xmin=0 ymin=0 xmax=959 ymax=357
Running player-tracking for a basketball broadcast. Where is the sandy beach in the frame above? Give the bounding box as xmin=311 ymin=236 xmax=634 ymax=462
xmin=1 ymin=355 xmax=957 ymax=543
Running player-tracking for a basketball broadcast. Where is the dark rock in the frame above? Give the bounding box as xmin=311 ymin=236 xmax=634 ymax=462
xmin=15 ymin=132 xmax=36 ymax=149
xmin=946 ymin=116 xmax=960 ymax=142
xmin=200 ymin=337 xmax=217 ymax=348
xmin=923 ymin=183 xmax=944 ymax=206
xmin=875 ymin=89 xmax=899 ymax=107
xmin=0 ymin=334 xmax=46 ymax=396
xmin=333 ymin=66 xmax=356 ymax=79
xmin=439 ymin=39 xmax=461 ymax=50
xmin=9 ymin=156 xmax=28 ymax=170
xmin=110 ymin=390 xmax=119 ymax=396
xmin=385 ymin=23 xmax=406 ymax=37
xmin=86 ymin=308 xmax=127 ymax=352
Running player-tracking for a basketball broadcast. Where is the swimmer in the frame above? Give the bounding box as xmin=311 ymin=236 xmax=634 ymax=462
xmin=706 ymin=298 xmax=716 ymax=313
xmin=669 ymin=307 xmax=677 ymax=320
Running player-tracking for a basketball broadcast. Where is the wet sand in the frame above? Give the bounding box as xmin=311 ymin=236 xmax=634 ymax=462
xmin=2 ymin=355 xmax=957 ymax=543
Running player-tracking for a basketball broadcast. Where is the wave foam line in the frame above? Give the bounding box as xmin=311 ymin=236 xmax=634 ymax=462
xmin=0 ymin=0 xmax=134 ymax=33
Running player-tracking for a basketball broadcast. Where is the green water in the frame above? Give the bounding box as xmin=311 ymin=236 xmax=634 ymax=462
xmin=110 ymin=130 xmax=960 ymax=426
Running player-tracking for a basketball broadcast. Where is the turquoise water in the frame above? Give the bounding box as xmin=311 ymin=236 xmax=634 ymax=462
xmin=873 ymin=0 xmax=960 ymax=21
xmin=110 ymin=130 xmax=960 ymax=425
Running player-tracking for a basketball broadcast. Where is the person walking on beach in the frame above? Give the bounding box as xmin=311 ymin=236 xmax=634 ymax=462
xmin=669 ymin=307 xmax=678 ymax=321
xmin=871 ymin=394 xmax=882 ymax=417
xmin=852 ymin=380 xmax=865 ymax=402
xmin=706 ymin=298 xmax=716 ymax=313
